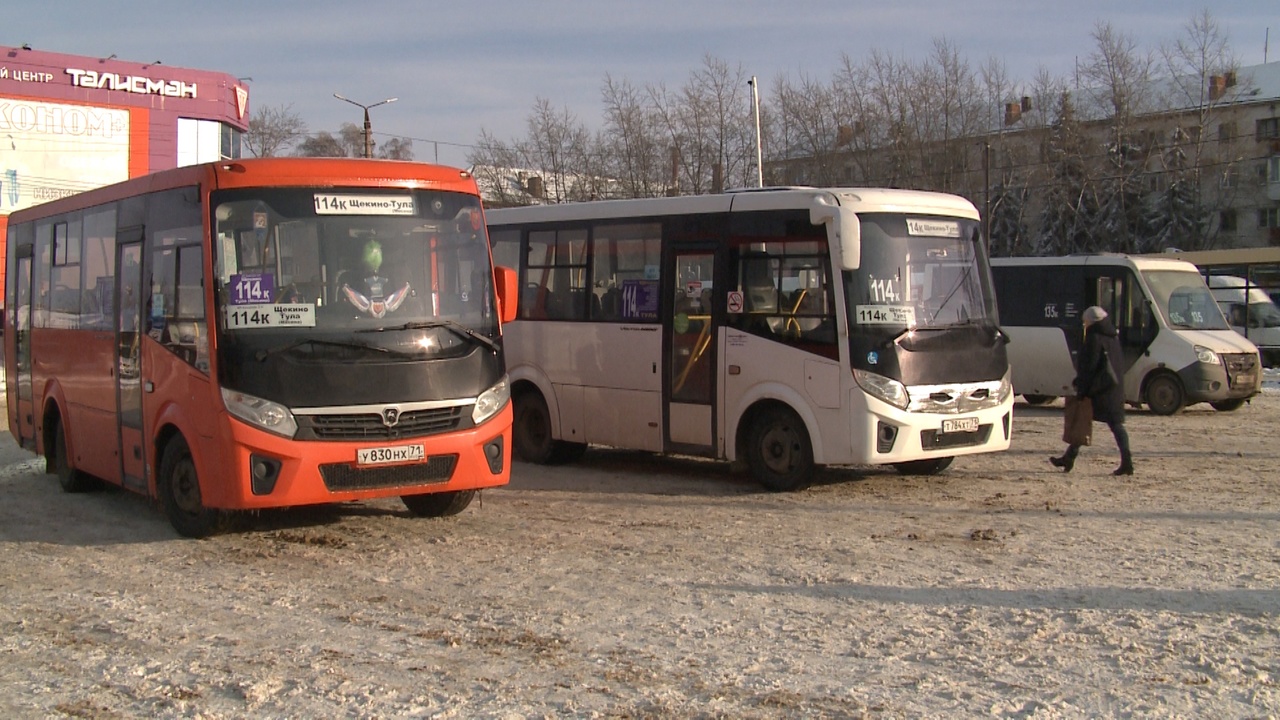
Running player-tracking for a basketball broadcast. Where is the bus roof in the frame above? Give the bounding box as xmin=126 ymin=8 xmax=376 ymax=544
xmin=486 ymin=186 xmax=980 ymax=226
xmin=7 ymin=158 xmax=479 ymax=224
xmin=990 ymin=254 xmax=1201 ymax=273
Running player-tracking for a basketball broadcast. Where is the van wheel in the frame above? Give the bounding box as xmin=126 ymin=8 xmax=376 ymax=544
xmin=512 ymin=391 xmax=585 ymax=465
xmin=1144 ymin=374 xmax=1185 ymax=416
xmin=402 ymin=490 xmax=475 ymax=517
xmin=746 ymin=407 xmax=814 ymax=492
xmin=159 ymin=436 xmax=222 ymax=538
xmin=894 ymin=456 xmax=954 ymax=475
xmin=52 ymin=420 xmax=99 ymax=493
xmin=1210 ymin=398 xmax=1246 ymax=412
xmin=1021 ymin=394 xmax=1053 ymax=406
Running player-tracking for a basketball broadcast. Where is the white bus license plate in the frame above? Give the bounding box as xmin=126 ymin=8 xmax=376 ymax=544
xmin=942 ymin=417 xmax=979 ymax=434
xmin=357 ymin=444 xmax=425 ymax=466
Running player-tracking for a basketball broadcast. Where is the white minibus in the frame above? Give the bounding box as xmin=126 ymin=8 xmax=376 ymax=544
xmin=990 ymin=254 xmax=1261 ymax=414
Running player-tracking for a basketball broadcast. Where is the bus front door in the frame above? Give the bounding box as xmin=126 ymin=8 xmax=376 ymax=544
xmin=12 ymin=250 xmax=35 ymax=451
xmin=666 ymin=249 xmax=716 ymax=452
xmin=115 ymin=234 xmax=146 ymax=492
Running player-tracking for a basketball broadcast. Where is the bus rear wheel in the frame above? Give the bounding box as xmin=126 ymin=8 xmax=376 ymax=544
xmin=894 ymin=456 xmax=954 ymax=475
xmin=402 ymin=490 xmax=475 ymax=517
xmin=52 ymin=420 xmax=99 ymax=493
xmin=159 ymin=436 xmax=222 ymax=538
xmin=1144 ymin=374 xmax=1185 ymax=416
xmin=746 ymin=407 xmax=814 ymax=492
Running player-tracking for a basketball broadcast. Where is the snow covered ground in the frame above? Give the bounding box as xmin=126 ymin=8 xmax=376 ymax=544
xmin=2 ymin=390 xmax=1278 ymax=717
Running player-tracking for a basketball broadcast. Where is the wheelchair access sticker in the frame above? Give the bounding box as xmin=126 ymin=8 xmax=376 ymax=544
xmin=224 ymin=303 xmax=316 ymax=329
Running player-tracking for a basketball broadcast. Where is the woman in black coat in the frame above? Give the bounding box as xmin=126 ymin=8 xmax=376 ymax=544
xmin=1050 ymin=305 xmax=1135 ymax=475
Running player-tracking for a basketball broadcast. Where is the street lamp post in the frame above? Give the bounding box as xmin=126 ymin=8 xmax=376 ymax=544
xmin=333 ymin=94 xmax=397 ymax=158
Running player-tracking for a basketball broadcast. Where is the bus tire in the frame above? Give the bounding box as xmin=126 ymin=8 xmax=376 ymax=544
xmin=513 ymin=391 xmax=583 ymax=465
xmin=402 ymin=490 xmax=475 ymax=517
xmin=745 ymin=407 xmax=814 ymax=492
xmin=52 ymin=420 xmax=98 ymax=493
xmin=1021 ymin=394 xmax=1053 ymax=406
xmin=894 ymin=456 xmax=954 ymax=475
xmin=159 ymin=436 xmax=221 ymax=539
xmin=1210 ymin=398 xmax=1246 ymax=412
xmin=1144 ymin=374 xmax=1185 ymax=416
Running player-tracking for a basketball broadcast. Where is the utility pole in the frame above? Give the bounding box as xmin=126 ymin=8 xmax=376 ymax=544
xmin=333 ymin=94 xmax=398 ymax=158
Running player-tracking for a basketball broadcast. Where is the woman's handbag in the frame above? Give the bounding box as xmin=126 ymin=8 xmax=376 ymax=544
xmin=1063 ymin=396 xmax=1093 ymax=446
xmin=1087 ymin=348 xmax=1120 ymax=397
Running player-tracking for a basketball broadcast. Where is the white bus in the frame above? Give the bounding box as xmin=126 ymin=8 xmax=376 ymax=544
xmin=990 ymin=254 xmax=1261 ymax=415
xmin=486 ymin=188 xmax=1013 ymax=490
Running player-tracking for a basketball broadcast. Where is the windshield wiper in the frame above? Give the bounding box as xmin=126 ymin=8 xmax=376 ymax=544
xmin=357 ymin=320 xmax=500 ymax=353
xmin=254 ymin=338 xmax=395 ymax=362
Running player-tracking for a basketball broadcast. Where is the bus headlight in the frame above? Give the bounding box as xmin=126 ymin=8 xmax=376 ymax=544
xmin=472 ymin=375 xmax=510 ymax=425
xmin=222 ymin=388 xmax=298 ymax=438
xmin=854 ymin=369 xmax=909 ymax=410
xmin=1193 ymin=345 xmax=1221 ymax=365
xmin=997 ymin=368 xmax=1013 ymax=404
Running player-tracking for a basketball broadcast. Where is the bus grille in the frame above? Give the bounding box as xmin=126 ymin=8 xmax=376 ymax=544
xmin=1223 ymin=353 xmax=1259 ymax=389
xmin=299 ymin=407 xmax=466 ymax=441
xmin=919 ymin=424 xmax=993 ymax=450
xmin=320 ymin=455 xmax=458 ymax=491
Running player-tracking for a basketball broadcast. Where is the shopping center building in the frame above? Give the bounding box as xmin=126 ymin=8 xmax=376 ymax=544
xmin=0 ymin=44 xmax=249 ymax=293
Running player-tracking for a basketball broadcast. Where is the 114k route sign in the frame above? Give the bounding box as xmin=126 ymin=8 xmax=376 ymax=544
xmin=224 ymin=303 xmax=316 ymax=329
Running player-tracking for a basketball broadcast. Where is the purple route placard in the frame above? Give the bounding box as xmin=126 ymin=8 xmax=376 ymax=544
xmin=229 ymin=273 xmax=275 ymax=306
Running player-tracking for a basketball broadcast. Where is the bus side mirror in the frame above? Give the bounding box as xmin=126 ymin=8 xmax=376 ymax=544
xmin=494 ymin=265 xmax=519 ymax=324
xmin=811 ymin=201 xmax=860 ymax=271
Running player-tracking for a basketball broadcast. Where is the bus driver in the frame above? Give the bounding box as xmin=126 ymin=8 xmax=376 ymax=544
xmin=340 ymin=238 xmax=412 ymax=318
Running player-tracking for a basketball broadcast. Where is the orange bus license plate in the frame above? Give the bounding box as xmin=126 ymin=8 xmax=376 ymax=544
xmin=941 ymin=417 xmax=978 ymax=433
xmin=357 ymin=444 xmax=426 ymax=466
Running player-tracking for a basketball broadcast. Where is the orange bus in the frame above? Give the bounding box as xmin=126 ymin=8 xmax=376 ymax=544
xmin=4 ymin=158 xmax=518 ymax=537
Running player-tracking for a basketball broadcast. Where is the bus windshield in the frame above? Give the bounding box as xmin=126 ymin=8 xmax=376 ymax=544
xmin=845 ymin=213 xmax=993 ymax=331
xmin=1142 ymin=270 xmax=1229 ymax=331
xmin=212 ymin=187 xmax=498 ymax=357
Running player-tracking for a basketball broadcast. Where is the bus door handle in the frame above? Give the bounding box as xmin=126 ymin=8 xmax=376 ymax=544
xmin=652 ymin=362 xmax=657 ymax=374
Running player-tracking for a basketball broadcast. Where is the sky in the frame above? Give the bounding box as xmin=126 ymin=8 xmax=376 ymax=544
xmin=8 ymin=1 xmax=1275 ymax=168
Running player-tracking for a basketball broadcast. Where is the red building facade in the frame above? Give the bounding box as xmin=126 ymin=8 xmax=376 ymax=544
xmin=0 ymin=44 xmax=249 ymax=295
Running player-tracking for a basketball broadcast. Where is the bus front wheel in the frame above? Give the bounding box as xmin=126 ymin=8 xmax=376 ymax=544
xmin=51 ymin=419 xmax=99 ymax=493
xmin=402 ymin=490 xmax=475 ymax=517
xmin=159 ymin=436 xmax=222 ymax=538
xmin=745 ymin=407 xmax=814 ymax=492
xmin=1144 ymin=374 xmax=1185 ymax=416
xmin=1021 ymin=394 xmax=1053 ymax=406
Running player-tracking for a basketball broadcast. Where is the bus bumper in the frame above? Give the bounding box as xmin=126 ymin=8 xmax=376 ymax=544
xmin=204 ymin=404 xmax=513 ymax=510
xmin=855 ymin=398 xmax=1013 ymax=465
xmin=1176 ymin=353 xmax=1261 ymax=404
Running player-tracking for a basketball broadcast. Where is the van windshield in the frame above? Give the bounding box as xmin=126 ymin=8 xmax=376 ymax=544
xmin=1142 ymin=270 xmax=1230 ymax=331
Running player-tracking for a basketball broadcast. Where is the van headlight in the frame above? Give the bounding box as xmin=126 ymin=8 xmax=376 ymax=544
xmin=222 ymin=388 xmax=298 ymax=438
xmin=854 ymin=369 xmax=909 ymax=410
xmin=472 ymin=375 xmax=510 ymax=425
xmin=1193 ymin=345 xmax=1221 ymax=365
xmin=997 ymin=368 xmax=1013 ymax=404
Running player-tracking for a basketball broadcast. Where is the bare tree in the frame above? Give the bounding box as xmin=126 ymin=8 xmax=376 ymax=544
xmin=600 ymin=74 xmax=666 ymax=197
xmin=773 ymin=72 xmax=845 ymax=187
xmin=1154 ymin=9 xmax=1242 ymax=250
xmin=294 ymin=132 xmax=347 ymax=158
xmin=245 ymin=104 xmax=307 ymax=158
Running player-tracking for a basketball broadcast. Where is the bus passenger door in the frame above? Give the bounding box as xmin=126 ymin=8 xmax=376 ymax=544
xmin=12 ymin=249 xmax=36 ymax=450
xmin=115 ymin=233 xmax=146 ymax=492
xmin=666 ymin=249 xmax=716 ymax=451
xmin=1087 ymin=266 xmax=1147 ymax=384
